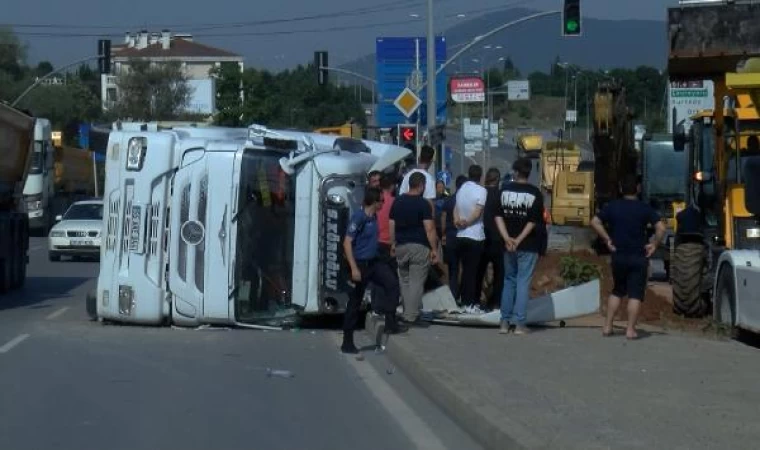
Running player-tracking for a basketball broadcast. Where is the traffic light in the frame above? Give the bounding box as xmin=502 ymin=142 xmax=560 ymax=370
xmin=397 ymin=124 xmax=418 ymax=149
xmin=315 ymin=51 xmax=328 ymax=86
xmin=98 ymin=39 xmax=112 ymax=74
xmin=562 ymin=0 xmax=582 ymax=37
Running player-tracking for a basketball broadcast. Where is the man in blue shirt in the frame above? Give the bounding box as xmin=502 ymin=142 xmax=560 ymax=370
xmin=591 ymin=174 xmax=666 ymax=340
xmin=342 ymin=187 xmax=402 ymax=354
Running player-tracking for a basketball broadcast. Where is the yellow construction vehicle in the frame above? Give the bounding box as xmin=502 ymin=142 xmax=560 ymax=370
xmin=516 ymin=133 xmax=543 ymax=158
xmin=667 ymin=0 xmax=760 ymax=318
xmin=540 ymin=141 xmax=581 ymax=192
xmin=314 ymin=122 xmax=362 ymax=139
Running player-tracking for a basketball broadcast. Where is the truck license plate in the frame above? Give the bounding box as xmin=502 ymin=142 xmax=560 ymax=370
xmin=71 ymin=239 xmax=94 ymax=246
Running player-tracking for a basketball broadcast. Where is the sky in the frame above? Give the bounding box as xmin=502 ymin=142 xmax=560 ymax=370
xmin=5 ymin=0 xmax=679 ymax=71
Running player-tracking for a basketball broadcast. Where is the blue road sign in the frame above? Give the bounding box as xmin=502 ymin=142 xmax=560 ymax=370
xmin=444 ymin=146 xmax=452 ymax=164
xmin=376 ymin=37 xmax=447 ymax=129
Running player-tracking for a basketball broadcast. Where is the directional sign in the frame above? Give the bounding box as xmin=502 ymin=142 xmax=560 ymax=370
xmin=394 ymin=87 xmax=422 ymax=118
xmin=402 ymin=127 xmax=415 ymax=141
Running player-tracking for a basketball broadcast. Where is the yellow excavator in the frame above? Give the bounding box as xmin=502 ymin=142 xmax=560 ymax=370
xmin=667 ymin=0 xmax=760 ymax=319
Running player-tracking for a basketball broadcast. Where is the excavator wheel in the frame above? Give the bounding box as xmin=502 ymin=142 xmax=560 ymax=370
xmin=671 ymin=242 xmax=709 ymax=317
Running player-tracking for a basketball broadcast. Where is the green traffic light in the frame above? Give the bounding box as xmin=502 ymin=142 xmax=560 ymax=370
xmin=565 ymin=19 xmax=579 ymax=33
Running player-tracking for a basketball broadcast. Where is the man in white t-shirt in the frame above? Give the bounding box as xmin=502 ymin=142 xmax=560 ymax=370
xmin=399 ymin=145 xmax=436 ymax=202
xmin=454 ymin=164 xmax=487 ymax=312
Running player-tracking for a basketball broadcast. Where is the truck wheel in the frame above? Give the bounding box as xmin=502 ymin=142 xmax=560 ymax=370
xmin=86 ymin=290 xmax=98 ymax=320
xmin=671 ymin=242 xmax=708 ymax=317
xmin=714 ymin=265 xmax=736 ymax=329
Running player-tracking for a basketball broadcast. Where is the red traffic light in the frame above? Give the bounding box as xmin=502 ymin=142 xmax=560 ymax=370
xmin=398 ymin=125 xmax=417 ymax=144
xmin=402 ymin=127 xmax=415 ymax=141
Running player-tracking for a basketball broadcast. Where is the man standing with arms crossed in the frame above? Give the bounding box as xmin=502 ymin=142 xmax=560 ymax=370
xmin=454 ymin=165 xmax=487 ymax=313
xmin=493 ymin=158 xmax=544 ymax=334
xmin=591 ymin=175 xmax=665 ymax=340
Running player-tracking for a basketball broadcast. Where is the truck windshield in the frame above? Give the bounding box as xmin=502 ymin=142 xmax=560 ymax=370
xmin=233 ymin=148 xmax=296 ymax=323
xmin=64 ymin=203 xmax=103 ymax=220
xmin=29 ymin=142 xmax=43 ymax=174
xmin=644 ymin=141 xmax=686 ymax=199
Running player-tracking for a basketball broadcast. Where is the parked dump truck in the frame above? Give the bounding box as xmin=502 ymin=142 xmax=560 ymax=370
xmin=516 ymin=132 xmax=543 ymax=159
xmin=0 ymin=103 xmax=33 ymax=293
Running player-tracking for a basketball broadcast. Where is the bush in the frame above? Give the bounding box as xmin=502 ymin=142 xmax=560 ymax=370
xmin=560 ymin=256 xmax=601 ymax=287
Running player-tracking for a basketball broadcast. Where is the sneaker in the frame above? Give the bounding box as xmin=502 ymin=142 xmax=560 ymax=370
xmin=499 ymin=320 xmax=509 ymax=334
xmin=513 ymin=326 xmax=530 ymax=335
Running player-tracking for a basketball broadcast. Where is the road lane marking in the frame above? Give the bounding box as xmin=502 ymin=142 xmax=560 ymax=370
xmin=0 ymin=334 xmax=30 ymax=353
xmin=46 ymin=307 xmax=70 ymax=320
xmin=336 ymin=334 xmax=449 ymax=450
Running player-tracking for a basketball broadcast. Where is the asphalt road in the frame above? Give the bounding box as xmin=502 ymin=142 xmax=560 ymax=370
xmin=0 ymin=238 xmax=483 ymax=450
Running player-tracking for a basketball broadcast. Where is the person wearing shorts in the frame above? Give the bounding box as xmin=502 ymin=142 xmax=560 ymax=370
xmin=591 ymin=175 xmax=666 ymax=340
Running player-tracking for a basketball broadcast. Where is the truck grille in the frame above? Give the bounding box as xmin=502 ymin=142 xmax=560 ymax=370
xmin=734 ymin=217 xmax=760 ymax=251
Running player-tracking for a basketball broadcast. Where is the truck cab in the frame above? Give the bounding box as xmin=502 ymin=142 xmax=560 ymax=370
xmin=94 ymin=124 xmax=410 ymax=327
xmin=23 ymin=118 xmax=54 ymax=233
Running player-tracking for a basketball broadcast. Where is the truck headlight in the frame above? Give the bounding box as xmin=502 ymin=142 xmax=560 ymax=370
xmin=126 ymin=137 xmax=147 ymax=171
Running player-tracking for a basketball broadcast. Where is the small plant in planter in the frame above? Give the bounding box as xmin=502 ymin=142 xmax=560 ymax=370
xmin=559 ymin=255 xmax=601 ymax=288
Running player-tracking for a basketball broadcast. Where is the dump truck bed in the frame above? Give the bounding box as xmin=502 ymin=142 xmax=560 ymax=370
xmin=541 ymin=143 xmax=582 ymax=191
xmin=0 ymin=104 xmax=34 ymax=207
xmin=55 ymin=147 xmax=95 ymax=194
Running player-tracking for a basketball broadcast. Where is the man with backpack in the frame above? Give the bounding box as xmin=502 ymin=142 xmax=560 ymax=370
xmin=492 ymin=158 xmax=545 ymax=335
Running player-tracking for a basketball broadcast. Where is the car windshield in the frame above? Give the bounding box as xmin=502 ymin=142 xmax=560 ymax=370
xmin=644 ymin=141 xmax=686 ymax=199
xmin=233 ymin=148 xmax=296 ymax=324
xmin=64 ymin=204 xmax=103 ymax=221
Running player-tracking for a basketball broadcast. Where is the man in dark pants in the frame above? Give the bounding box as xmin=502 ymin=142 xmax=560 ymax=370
xmin=441 ymin=175 xmax=467 ymax=301
xmin=454 ymin=165 xmax=487 ymax=312
xmin=591 ymin=175 xmax=666 ymax=340
xmin=475 ymin=168 xmax=505 ymax=311
xmin=341 ymin=187 xmax=402 ymax=354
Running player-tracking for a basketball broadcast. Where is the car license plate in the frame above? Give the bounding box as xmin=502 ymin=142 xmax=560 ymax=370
xmin=71 ymin=239 xmax=94 ymax=246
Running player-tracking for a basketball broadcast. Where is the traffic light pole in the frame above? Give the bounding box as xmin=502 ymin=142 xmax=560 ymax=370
xmin=426 ymin=0 xmax=438 ymax=173
xmin=11 ymin=55 xmax=99 ymax=108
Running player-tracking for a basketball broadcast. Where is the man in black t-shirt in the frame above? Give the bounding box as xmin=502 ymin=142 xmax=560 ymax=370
xmin=492 ymin=158 xmax=544 ymax=335
xmin=475 ymin=168 xmax=505 ymax=311
xmin=591 ymin=175 xmax=666 ymax=340
xmin=390 ymin=172 xmax=439 ymax=324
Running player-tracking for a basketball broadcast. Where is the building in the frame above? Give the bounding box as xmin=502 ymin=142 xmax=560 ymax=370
xmin=101 ymin=30 xmax=244 ymax=115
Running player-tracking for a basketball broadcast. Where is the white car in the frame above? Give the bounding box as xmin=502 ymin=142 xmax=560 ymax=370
xmin=48 ymin=200 xmax=103 ymax=261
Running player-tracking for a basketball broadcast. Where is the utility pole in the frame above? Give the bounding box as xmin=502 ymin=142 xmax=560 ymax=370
xmin=426 ymin=0 xmax=437 ymax=172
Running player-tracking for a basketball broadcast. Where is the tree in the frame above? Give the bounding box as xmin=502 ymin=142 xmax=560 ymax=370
xmin=35 ymin=61 xmax=54 ymax=77
xmin=0 ymin=27 xmax=26 ymax=81
xmin=111 ymin=59 xmax=191 ymax=120
xmin=210 ymin=62 xmax=244 ymax=126
xmin=16 ymin=79 xmax=100 ymax=129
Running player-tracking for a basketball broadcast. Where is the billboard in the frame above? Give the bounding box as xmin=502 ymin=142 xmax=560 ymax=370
xmin=450 ymin=77 xmax=485 ymax=103
xmin=507 ymin=80 xmax=530 ymax=101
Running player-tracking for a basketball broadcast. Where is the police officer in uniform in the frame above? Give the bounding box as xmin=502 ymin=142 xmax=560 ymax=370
xmin=341 ymin=187 xmax=402 ymax=354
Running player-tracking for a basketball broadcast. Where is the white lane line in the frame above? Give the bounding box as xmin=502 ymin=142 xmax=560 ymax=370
xmin=46 ymin=306 xmax=70 ymax=320
xmin=336 ymin=335 xmax=449 ymax=450
xmin=0 ymin=334 xmax=30 ymax=354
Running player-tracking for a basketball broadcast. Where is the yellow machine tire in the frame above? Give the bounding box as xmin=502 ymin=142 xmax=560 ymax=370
xmin=671 ymin=242 xmax=709 ymax=317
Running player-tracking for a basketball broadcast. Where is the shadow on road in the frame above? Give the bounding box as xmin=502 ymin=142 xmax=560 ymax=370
xmin=0 ymin=277 xmax=91 ymax=311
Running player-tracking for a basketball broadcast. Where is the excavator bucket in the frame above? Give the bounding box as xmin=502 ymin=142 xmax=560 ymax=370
xmin=668 ymin=3 xmax=760 ymax=76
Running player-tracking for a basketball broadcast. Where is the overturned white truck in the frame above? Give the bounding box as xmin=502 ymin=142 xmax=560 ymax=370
xmin=90 ymin=123 xmax=410 ymax=326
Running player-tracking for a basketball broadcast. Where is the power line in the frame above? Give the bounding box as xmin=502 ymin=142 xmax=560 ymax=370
xmin=0 ymin=0 xmax=421 ymax=31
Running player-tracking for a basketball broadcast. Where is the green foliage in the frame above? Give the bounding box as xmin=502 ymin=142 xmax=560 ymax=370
xmin=214 ymin=63 xmax=366 ymax=129
xmin=110 ymin=59 xmax=191 ymax=121
xmin=16 ymin=79 xmax=100 ymax=128
xmin=559 ymin=256 xmax=601 ymax=287
xmin=518 ymin=105 xmax=532 ymax=120
xmin=0 ymin=27 xmax=26 ymax=81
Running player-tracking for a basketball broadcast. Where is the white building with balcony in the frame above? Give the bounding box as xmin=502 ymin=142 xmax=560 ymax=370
xmin=101 ymin=30 xmax=244 ymax=115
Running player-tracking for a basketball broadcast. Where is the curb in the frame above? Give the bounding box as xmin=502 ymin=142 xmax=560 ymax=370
xmin=364 ymin=317 xmax=530 ymax=450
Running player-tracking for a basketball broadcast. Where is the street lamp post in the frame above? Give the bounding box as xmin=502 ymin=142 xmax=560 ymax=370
xmin=426 ymin=0 xmax=437 ymax=170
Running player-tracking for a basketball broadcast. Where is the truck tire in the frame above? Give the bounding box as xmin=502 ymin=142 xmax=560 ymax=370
xmin=714 ymin=264 xmax=736 ymax=328
xmin=671 ymin=242 xmax=708 ymax=317
xmin=86 ymin=289 xmax=97 ymax=320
